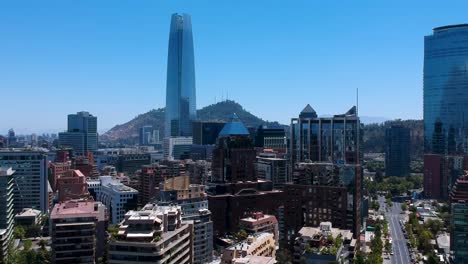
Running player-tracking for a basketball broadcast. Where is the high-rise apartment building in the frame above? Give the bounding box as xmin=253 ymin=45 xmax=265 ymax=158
xmin=424 ymin=24 xmax=468 ymax=155
xmin=50 ymin=200 xmax=107 ymax=264
xmin=385 ymin=126 xmax=411 ymax=177
xmin=290 ymin=105 xmax=360 ymax=165
xmin=108 ymin=204 xmax=193 ymax=264
xmin=165 ymin=13 xmax=197 ymax=137
xmin=58 ymin=112 xmax=98 ymax=155
xmin=158 ymin=176 xmax=213 ymax=264
xmin=0 ymin=167 xmax=14 ymax=262
xmin=0 ymin=149 xmax=49 ymax=213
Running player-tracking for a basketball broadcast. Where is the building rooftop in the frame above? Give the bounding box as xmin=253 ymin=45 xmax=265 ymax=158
xmin=15 ymin=208 xmax=41 ymax=218
xmin=232 ymin=255 xmax=277 ymax=264
xmin=50 ymin=200 xmax=106 ymax=220
xmin=218 ymin=113 xmax=250 ymax=137
xmin=0 ymin=167 xmax=15 ymax=176
xmin=227 ymin=232 xmax=273 ymax=251
xmin=433 ymin=24 xmax=468 ymax=32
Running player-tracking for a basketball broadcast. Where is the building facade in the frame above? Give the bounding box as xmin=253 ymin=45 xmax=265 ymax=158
xmin=424 ymin=24 xmax=468 ymax=155
xmin=192 ymin=121 xmax=226 ymax=145
xmin=0 ymin=149 xmax=49 ymax=213
xmin=87 ymin=176 xmax=138 ymax=224
xmin=221 ymin=233 xmax=276 ymax=264
xmin=385 ymin=126 xmax=411 ymax=177
xmin=0 ymin=167 xmax=14 ymax=262
xmin=450 ymin=173 xmax=468 ymax=264
xmin=158 ymin=176 xmax=213 ymax=264
xmin=58 ymin=111 xmax=98 ymax=155
xmin=211 ymin=114 xmax=256 ymax=183
xmin=290 ymin=105 xmax=360 ymax=165
xmin=165 ymin=13 xmax=197 ymax=137
xmin=255 ymin=155 xmax=289 ymax=189
xmin=50 ymin=200 xmax=107 ymax=264
xmin=163 ymin=137 xmax=193 ymax=160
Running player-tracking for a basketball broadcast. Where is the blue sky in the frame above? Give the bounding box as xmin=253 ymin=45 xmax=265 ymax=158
xmin=2 ymin=1 xmax=468 ymax=134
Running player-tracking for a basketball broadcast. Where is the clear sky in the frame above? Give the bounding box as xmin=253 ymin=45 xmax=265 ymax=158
xmin=2 ymin=1 xmax=468 ymax=134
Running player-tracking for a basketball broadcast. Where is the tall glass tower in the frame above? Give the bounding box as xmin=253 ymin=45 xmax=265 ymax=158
xmin=165 ymin=13 xmax=197 ymax=137
xmin=424 ymin=24 xmax=468 ymax=154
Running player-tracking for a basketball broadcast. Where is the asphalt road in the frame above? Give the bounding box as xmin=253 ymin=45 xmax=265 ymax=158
xmin=378 ymin=196 xmax=412 ymax=264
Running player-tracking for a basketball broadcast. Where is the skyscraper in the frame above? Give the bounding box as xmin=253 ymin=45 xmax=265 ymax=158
xmin=385 ymin=126 xmax=411 ymax=177
xmin=58 ymin=111 xmax=98 ymax=155
xmin=165 ymin=13 xmax=197 ymax=137
xmin=424 ymin=24 xmax=468 ymax=155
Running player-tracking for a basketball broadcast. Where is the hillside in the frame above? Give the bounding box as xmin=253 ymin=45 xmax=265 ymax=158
xmin=101 ymin=100 xmax=282 ymax=143
xmin=362 ymin=119 xmax=424 ymax=159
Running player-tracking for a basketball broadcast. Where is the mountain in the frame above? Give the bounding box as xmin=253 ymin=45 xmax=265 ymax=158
xmin=101 ymin=100 xmax=282 ymax=143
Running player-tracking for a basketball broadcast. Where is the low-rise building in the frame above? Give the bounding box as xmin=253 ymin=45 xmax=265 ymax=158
xmin=239 ymin=212 xmax=279 ymax=245
xmin=14 ymin=208 xmax=42 ymax=226
xmin=221 ymin=233 xmax=276 ymax=264
xmin=50 ymin=200 xmax=108 ymax=264
xmin=293 ymin=222 xmax=356 ymax=264
xmin=108 ymin=204 xmax=193 ymax=264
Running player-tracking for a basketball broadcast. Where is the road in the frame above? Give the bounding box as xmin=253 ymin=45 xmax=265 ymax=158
xmin=378 ymin=196 xmax=412 ymax=264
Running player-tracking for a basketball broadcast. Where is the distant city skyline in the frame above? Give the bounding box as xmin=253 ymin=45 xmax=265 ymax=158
xmin=2 ymin=1 xmax=468 ymax=134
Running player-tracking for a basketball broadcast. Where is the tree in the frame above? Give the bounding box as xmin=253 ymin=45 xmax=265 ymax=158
xmin=401 ymin=203 xmax=407 ymax=211
xmin=13 ymin=226 xmax=26 ymax=239
xmin=384 ymin=239 xmax=392 ymax=253
xmin=235 ymin=229 xmax=248 ymax=242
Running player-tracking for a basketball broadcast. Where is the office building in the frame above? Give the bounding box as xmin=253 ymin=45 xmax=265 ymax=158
xmin=423 ymin=154 xmax=468 ymax=199
xmin=293 ymin=222 xmax=356 ymax=264
xmin=424 ymin=24 xmax=468 ymax=155
xmin=385 ymin=126 xmax=411 ymax=177
xmin=255 ymin=126 xmax=286 ymax=149
xmin=139 ymin=125 xmax=154 ymax=145
xmin=192 ymin=121 xmax=226 ymax=145
xmin=14 ymin=208 xmax=41 ymax=226
xmin=450 ymin=173 xmax=468 ymax=264
xmin=221 ymin=233 xmax=276 ymax=264
xmin=212 ymin=114 xmax=256 ymax=183
xmin=0 ymin=168 xmax=14 ymax=262
xmin=255 ymin=155 xmax=289 ymax=189
xmin=0 ymin=149 xmax=49 ymax=213
xmin=208 ymin=181 xmax=284 ymax=237
xmin=58 ymin=111 xmax=98 ymax=155
xmin=50 ymin=200 xmax=107 ymax=264
xmin=290 ymin=105 xmax=360 ymax=165
xmin=165 ymin=13 xmax=197 ymax=137
xmin=87 ymin=176 xmax=138 ymax=224
xmin=116 ymin=153 xmax=151 ymax=174
xmin=158 ymin=176 xmax=213 ymax=264
xmin=283 ymin=163 xmax=362 ymax=247
xmin=108 ymin=204 xmax=194 ymax=264
xmin=190 ymin=144 xmax=215 ymax=161
xmin=163 ymin=137 xmax=193 ymax=160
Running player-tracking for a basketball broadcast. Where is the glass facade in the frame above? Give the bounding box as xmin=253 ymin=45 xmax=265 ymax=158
xmin=165 ymin=13 xmax=197 ymax=137
xmin=424 ymin=24 xmax=468 ymax=154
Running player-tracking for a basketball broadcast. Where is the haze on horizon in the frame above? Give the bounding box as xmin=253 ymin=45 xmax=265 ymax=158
xmin=2 ymin=1 xmax=468 ymax=134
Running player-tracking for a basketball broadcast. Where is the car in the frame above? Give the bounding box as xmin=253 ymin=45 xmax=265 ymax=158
xmin=390 ymin=251 xmax=394 ymax=255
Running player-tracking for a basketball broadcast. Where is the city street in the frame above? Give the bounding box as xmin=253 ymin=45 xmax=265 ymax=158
xmin=378 ymin=196 xmax=412 ymax=264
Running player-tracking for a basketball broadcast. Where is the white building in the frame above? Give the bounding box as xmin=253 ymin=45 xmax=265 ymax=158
xmin=163 ymin=137 xmax=193 ymax=160
xmin=87 ymin=176 xmax=138 ymax=224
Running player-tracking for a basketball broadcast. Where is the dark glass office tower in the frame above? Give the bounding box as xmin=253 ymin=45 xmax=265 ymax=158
xmin=385 ymin=126 xmax=411 ymax=177
xmin=165 ymin=13 xmax=197 ymax=137
xmin=424 ymin=24 xmax=468 ymax=155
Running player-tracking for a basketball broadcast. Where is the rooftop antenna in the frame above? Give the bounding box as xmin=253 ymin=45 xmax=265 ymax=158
xmin=356 ymin=88 xmax=359 ymax=117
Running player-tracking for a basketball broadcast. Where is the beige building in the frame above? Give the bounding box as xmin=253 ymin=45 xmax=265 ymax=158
xmin=221 ymin=233 xmax=276 ymax=264
xmin=108 ymin=204 xmax=193 ymax=264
